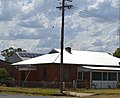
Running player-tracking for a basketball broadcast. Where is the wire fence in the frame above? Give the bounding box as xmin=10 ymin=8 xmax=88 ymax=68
xmin=15 ymin=81 xmax=73 ymax=88
xmin=18 ymin=81 xmax=90 ymax=88
xmin=3 ymin=80 xmax=116 ymax=89
xmin=0 ymin=80 xmax=89 ymax=89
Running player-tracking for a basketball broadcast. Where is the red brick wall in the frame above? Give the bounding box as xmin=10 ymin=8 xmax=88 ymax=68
xmin=26 ymin=71 xmax=37 ymax=81
xmin=36 ymin=64 xmax=60 ymax=82
xmin=36 ymin=64 xmax=77 ymax=82
xmin=17 ymin=63 xmax=77 ymax=82
xmin=14 ymin=69 xmax=19 ymax=80
xmin=70 ymin=65 xmax=77 ymax=81
xmin=87 ymin=71 xmax=90 ymax=88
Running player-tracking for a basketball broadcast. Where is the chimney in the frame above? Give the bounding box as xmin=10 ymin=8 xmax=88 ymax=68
xmin=65 ymin=47 xmax=71 ymax=53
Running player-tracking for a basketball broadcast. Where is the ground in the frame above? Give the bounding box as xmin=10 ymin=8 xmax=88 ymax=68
xmin=84 ymin=95 xmax=120 ymax=98
xmin=1 ymin=87 xmax=120 ymax=98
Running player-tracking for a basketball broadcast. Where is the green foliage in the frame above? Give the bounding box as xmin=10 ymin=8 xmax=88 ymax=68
xmin=0 ymin=68 xmax=9 ymax=78
xmin=117 ymin=82 xmax=120 ymax=88
xmin=1 ymin=47 xmax=26 ymax=61
xmin=0 ymin=68 xmax=14 ymax=84
xmin=113 ymin=48 xmax=120 ymax=58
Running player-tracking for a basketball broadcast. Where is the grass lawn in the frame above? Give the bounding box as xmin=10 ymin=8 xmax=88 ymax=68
xmin=1 ymin=87 xmax=120 ymax=97
xmin=0 ymin=87 xmax=60 ymax=96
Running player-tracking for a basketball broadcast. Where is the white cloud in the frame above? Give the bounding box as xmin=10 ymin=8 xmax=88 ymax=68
xmin=0 ymin=0 xmax=119 ymax=59
xmin=88 ymin=0 xmax=104 ymax=10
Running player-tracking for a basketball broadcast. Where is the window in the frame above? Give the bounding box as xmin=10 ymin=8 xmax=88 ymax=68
xmin=78 ymin=71 xmax=87 ymax=80
xmin=92 ymin=72 xmax=102 ymax=80
xmin=108 ymin=73 xmax=117 ymax=81
xmin=42 ymin=67 xmax=47 ymax=80
xmin=103 ymin=72 xmax=107 ymax=81
xmin=92 ymin=72 xmax=117 ymax=81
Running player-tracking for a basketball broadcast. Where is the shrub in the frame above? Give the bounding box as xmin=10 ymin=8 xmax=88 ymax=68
xmin=0 ymin=68 xmax=14 ymax=86
xmin=117 ymin=82 xmax=120 ymax=88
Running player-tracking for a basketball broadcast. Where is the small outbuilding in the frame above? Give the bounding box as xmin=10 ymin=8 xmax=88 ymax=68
xmin=8 ymin=52 xmax=43 ymax=63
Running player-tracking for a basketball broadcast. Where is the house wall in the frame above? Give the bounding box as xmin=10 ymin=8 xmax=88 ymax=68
xmin=20 ymin=64 xmax=77 ymax=82
xmin=63 ymin=64 xmax=77 ymax=82
xmin=14 ymin=65 xmax=120 ymax=88
xmin=26 ymin=71 xmax=37 ymax=81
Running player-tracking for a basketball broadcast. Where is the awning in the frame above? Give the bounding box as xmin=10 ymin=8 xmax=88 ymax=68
xmin=18 ymin=67 xmax=37 ymax=71
xmin=82 ymin=66 xmax=120 ymax=71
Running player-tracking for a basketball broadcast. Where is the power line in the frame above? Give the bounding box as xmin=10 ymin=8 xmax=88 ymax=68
xmin=39 ymin=26 xmax=60 ymax=53
xmin=61 ymin=5 xmax=117 ymax=29
xmin=59 ymin=3 xmax=116 ymax=24
xmin=70 ymin=6 xmax=116 ymax=23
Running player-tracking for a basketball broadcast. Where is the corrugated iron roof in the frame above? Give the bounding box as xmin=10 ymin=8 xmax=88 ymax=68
xmin=12 ymin=48 xmax=120 ymax=66
xmin=82 ymin=66 xmax=120 ymax=71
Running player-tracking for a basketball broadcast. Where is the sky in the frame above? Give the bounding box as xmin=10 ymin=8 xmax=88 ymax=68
xmin=0 ymin=0 xmax=119 ymax=58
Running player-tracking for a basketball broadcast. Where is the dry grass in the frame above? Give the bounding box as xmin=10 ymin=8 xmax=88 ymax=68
xmin=0 ymin=86 xmax=60 ymax=96
xmin=1 ymin=87 xmax=120 ymax=98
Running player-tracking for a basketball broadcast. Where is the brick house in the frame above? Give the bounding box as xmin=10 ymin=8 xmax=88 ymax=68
xmin=12 ymin=47 xmax=120 ymax=88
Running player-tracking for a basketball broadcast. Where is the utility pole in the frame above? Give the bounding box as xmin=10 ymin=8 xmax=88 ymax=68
xmin=57 ymin=0 xmax=73 ymax=94
xmin=118 ymin=1 xmax=120 ymax=48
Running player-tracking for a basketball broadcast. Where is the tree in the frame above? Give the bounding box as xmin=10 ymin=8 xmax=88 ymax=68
xmin=113 ymin=48 xmax=120 ymax=58
xmin=1 ymin=47 xmax=25 ymax=61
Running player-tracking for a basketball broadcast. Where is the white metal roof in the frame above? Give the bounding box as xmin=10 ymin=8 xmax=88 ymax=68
xmin=12 ymin=48 xmax=120 ymax=66
xmin=82 ymin=66 xmax=120 ymax=71
xmin=12 ymin=53 xmax=60 ymax=65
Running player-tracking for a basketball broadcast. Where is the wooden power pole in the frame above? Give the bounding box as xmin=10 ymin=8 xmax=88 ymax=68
xmin=57 ymin=0 xmax=73 ymax=94
xmin=118 ymin=1 xmax=120 ymax=48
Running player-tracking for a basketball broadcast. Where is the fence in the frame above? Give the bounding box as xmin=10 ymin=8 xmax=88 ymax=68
xmin=0 ymin=80 xmax=89 ymax=89
xmin=15 ymin=81 xmax=73 ymax=88
xmin=19 ymin=81 xmax=89 ymax=88
xmin=77 ymin=80 xmax=89 ymax=88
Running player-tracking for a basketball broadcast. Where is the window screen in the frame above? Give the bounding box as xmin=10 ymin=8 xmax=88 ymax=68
xmin=92 ymin=72 xmax=102 ymax=80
